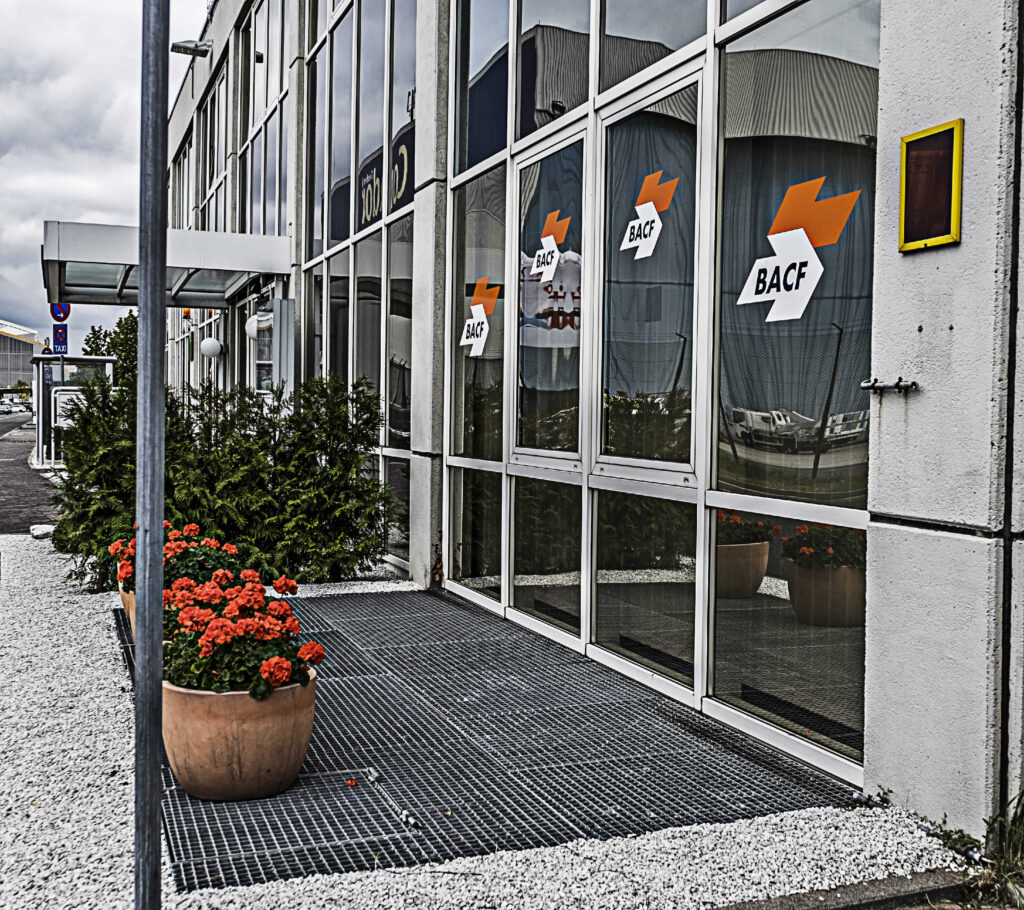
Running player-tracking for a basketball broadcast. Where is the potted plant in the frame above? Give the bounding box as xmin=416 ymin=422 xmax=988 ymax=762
xmin=162 ymin=570 xmax=325 ymax=801
xmin=715 ymin=511 xmax=781 ymax=598
xmin=781 ymin=524 xmax=866 ymax=627
xmin=109 ymin=522 xmax=244 ymax=637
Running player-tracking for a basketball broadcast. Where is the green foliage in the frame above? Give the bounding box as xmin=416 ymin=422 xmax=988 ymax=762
xmin=603 ymin=390 xmax=691 ymax=462
xmin=53 ymin=374 xmax=389 ymax=590
xmin=81 ymin=325 xmax=112 ymax=356
xmin=596 ymin=490 xmax=697 ymax=571
xmin=108 ymin=310 xmax=138 ymax=387
xmin=974 ymin=791 xmax=1024 ymax=908
xmin=716 ymin=511 xmax=779 ymax=546
xmin=782 ymin=524 xmax=867 ymax=569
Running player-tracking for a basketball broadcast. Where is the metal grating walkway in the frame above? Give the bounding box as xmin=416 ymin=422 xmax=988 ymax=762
xmin=111 ymin=589 xmax=854 ymax=892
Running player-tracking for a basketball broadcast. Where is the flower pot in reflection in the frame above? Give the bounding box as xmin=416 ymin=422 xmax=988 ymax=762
xmin=715 ymin=541 xmax=770 ymax=598
xmin=783 ymin=558 xmax=865 ymax=627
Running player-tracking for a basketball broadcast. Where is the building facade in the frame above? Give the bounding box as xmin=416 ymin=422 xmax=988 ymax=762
xmin=159 ymin=0 xmax=1024 ymax=839
xmin=0 ymin=320 xmax=42 ymax=391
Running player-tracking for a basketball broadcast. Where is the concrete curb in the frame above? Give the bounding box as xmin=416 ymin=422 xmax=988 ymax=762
xmin=723 ymin=870 xmax=964 ymax=910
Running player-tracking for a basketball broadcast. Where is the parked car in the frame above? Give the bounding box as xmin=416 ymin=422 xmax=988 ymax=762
xmin=0 ymin=404 xmax=12 ymax=415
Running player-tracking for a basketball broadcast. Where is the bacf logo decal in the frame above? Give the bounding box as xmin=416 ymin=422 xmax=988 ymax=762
xmin=620 ymin=170 xmax=679 ymax=260
xmin=738 ymin=177 xmax=860 ymax=322
xmin=459 ymin=277 xmax=501 ymax=357
xmin=530 ymin=210 xmax=571 ymax=282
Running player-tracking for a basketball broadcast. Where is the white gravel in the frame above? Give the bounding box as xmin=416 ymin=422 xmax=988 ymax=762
xmin=0 ymin=534 xmax=964 ymax=910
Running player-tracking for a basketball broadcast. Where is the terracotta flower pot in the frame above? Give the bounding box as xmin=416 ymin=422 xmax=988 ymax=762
xmin=716 ymin=540 xmax=770 ymax=598
xmin=118 ymin=582 xmax=136 ymax=638
xmin=783 ymin=558 xmax=865 ymax=627
xmin=162 ymin=669 xmax=317 ymax=801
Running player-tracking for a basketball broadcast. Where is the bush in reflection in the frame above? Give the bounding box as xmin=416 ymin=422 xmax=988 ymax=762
xmin=603 ymin=388 xmax=691 ymax=462
xmin=596 ymin=494 xmax=696 ymax=571
xmin=781 ymin=524 xmax=866 ymax=569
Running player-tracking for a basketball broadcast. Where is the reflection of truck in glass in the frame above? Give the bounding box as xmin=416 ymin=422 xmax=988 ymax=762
xmin=726 ymin=407 xmax=868 ymax=453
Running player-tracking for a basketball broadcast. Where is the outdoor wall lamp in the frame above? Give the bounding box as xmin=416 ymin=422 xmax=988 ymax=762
xmin=199 ymin=337 xmax=224 ymax=358
xmin=245 ymin=312 xmax=273 ymax=341
xmin=171 ymin=40 xmax=212 ymax=57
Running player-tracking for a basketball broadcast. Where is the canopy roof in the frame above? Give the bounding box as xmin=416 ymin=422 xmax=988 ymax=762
xmin=41 ymin=221 xmax=291 ymax=308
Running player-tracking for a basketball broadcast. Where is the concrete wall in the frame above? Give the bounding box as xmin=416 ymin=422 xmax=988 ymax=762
xmin=865 ymin=0 xmax=1021 ymax=838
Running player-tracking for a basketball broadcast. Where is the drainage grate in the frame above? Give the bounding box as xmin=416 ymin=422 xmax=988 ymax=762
xmin=111 ymin=589 xmax=854 ymax=892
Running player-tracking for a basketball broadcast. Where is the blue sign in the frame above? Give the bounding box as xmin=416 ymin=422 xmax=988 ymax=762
xmin=53 ymin=324 xmax=68 ymax=355
xmin=43 ymin=365 xmax=53 ymax=384
xmin=50 ymin=302 xmax=71 ymax=323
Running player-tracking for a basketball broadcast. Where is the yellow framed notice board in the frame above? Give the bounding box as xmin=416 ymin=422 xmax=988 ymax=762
xmin=899 ymin=118 xmax=964 ymax=252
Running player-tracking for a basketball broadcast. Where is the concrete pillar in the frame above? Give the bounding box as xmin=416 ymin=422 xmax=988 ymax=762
xmin=864 ymin=0 xmax=1021 ymax=838
xmin=404 ymin=0 xmax=449 ymax=587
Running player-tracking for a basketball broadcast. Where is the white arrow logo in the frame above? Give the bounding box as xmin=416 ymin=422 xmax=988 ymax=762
xmin=530 ymin=234 xmax=561 ymax=282
xmin=459 ymin=303 xmax=489 ymax=357
xmin=737 ymin=228 xmax=824 ymax=322
xmin=620 ymin=200 xmax=662 ymax=260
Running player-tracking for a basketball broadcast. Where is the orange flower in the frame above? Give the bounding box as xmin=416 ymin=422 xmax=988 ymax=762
xmin=194 ymin=581 xmax=225 ymax=605
xmin=272 ymin=575 xmax=298 ymax=596
xmin=211 ymin=569 xmax=234 ymax=587
xmin=795 ymin=525 xmax=809 ymax=535
xmin=167 ymin=529 xmax=182 ymax=540
xmin=771 ymin=525 xmax=782 ymax=538
xmin=116 ymin=561 xmax=133 ymax=582
xmin=222 ymin=602 xmax=240 ymax=619
xmin=222 ymin=543 xmax=238 ymax=554
xmin=730 ymin=515 xmax=741 ymax=524
xmin=716 ymin=509 xmax=726 ymax=521
xmin=267 ymin=600 xmax=292 ymax=619
xmin=260 ymin=657 xmax=291 ymax=687
xmin=240 ymin=569 xmax=261 ymax=584
xmin=827 ymin=547 xmax=835 ymax=555
xmin=183 ymin=523 xmax=200 ymax=536
xmin=283 ymin=615 xmax=301 ymax=635
xmin=108 ymin=539 xmax=124 ymax=556
xmin=298 ymin=641 xmax=325 ymax=665
xmin=201 ymin=538 xmax=221 ymax=549
xmin=799 ymin=546 xmax=814 ymax=556
xmin=163 ymin=520 xmax=172 ymax=529
xmin=178 ymin=606 xmax=216 ymax=633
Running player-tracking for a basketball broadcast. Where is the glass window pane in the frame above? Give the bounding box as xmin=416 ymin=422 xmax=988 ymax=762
xmin=251 ymin=130 xmax=264 ymax=235
xmin=265 ymin=112 xmax=278 ymax=235
xmin=238 ymin=149 xmax=248 ymax=232
xmin=280 ymin=95 xmax=289 ymax=234
xmin=355 ymin=232 xmax=383 ymax=388
xmin=304 ymin=268 xmax=324 ymax=380
xmin=450 ymin=467 xmax=502 ymax=599
xmin=387 ymin=215 xmax=413 ymax=449
xmin=451 ymin=165 xmax=505 ymax=461
xmin=389 ymin=0 xmax=416 ymax=212
xmin=595 ymin=491 xmax=697 ymax=686
xmin=517 ymin=0 xmax=589 ymax=138
xmin=454 ymin=0 xmax=509 ymax=173
xmin=716 ymin=0 xmax=879 ymax=509
xmin=712 ymin=508 xmax=866 ymax=761
xmin=306 ymin=46 xmax=327 ymax=258
xmin=330 ymin=14 xmax=353 ymax=245
xmin=328 ymin=251 xmax=350 ymax=379
xmin=725 ymin=0 xmax=764 ymax=18
xmin=513 ymin=477 xmax=581 ymax=634
xmin=268 ymin=0 xmax=282 ymax=102
xmin=517 ymin=140 xmax=583 ymax=451
xmin=602 ymin=86 xmax=697 ymax=463
xmin=385 ymin=457 xmax=410 ymax=559
xmin=600 ymin=0 xmax=705 ymax=92
xmin=357 ymin=0 xmax=386 ymax=231
xmin=253 ymin=1 xmax=268 ymax=123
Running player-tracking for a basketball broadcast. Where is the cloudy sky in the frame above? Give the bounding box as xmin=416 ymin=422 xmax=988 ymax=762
xmin=0 ymin=0 xmax=210 ymax=354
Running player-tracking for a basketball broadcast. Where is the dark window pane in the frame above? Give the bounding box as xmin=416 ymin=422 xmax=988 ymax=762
xmin=328 ymin=251 xmax=349 ymax=379
xmin=452 ymin=165 xmax=505 ymax=461
xmin=253 ymin=1 xmax=268 ymax=123
xmin=450 ymin=468 xmax=502 ymax=599
xmin=305 ymin=46 xmax=327 ymax=258
xmin=330 ymin=14 xmax=353 ymax=245
xmin=265 ymin=112 xmax=278 ymax=235
xmin=389 ymin=0 xmax=416 ymax=212
xmin=595 ymin=491 xmax=697 ymax=686
xmin=355 ymin=233 xmax=382 ymax=388
xmin=517 ymin=0 xmax=589 ymax=138
xmin=716 ymin=0 xmax=879 ymax=509
xmin=309 ymin=0 xmax=327 ymax=49
xmin=513 ymin=477 xmax=581 ymax=634
xmin=455 ymin=0 xmax=508 ymax=172
xmin=385 ymin=457 xmax=410 ymax=559
xmin=517 ymin=140 xmax=583 ymax=451
xmin=280 ymin=95 xmax=289 ymax=234
xmin=387 ymin=215 xmax=413 ymax=448
xmin=600 ymin=0 xmax=704 ymax=92
xmin=304 ymin=268 xmax=323 ymax=381
xmin=712 ymin=508 xmax=866 ymax=761
xmin=251 ymin=130 xmax=264 ymax=235
xmin=357 ymin=0 xmax=386 ymax=230
xmin=602 ymin=86 xmax=697 ymax=463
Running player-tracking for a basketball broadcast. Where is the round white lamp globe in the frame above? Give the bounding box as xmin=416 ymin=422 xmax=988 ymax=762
xmin=199 ymin=337 xmax=224 ymax=358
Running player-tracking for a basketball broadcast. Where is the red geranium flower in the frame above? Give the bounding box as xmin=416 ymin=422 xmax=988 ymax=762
xmin=260 ymin=657 xmax=292 ymax=687
xmin=297 ymin=641 xmax=325 ymax=665
xmin=222 ymin=543 xmax=238 ymax=554
xmin=272 ymin=575 xmax=298 ymax=596
xmin=183 ymin=523 xmax=200 ymax=537
xmin=240 ymin=569 xmax=261 ymax=584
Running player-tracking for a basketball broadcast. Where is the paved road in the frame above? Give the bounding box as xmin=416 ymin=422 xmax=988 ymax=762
xmin=0 ymin=415 xmax=58 ymax=533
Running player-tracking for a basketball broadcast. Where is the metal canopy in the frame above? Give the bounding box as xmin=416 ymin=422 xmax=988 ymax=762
xmin=41 ymin=221 xmax=291 ymax=308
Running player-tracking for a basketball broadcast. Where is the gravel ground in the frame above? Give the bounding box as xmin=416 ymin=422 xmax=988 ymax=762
xmin=0 ymin=534 xmax=964 ymax=910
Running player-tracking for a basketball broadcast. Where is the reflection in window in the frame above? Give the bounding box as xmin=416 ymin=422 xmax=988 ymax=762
xmin=355 ymin=233 xmax=382 ymax=389
xmin=712 ymin=508 xmax=866 ymax=761
xmin=390 ymin=0 xmax=416 ymax=212
xmin=517 ymin=140 xmax=583 ymax=452
xmin=452 ymin=165 xmax=505 ymax=461
xmin=716 ymin=0 xmax=879 ymax=509
xmin=251 ymin=131 xmax=264 ymax=235
xmin=450 ymin=468 xmax=502 ymax=600
xmin=595 ymin=491 xmax=697 ymax=686
xmin=303 ymin=268 xmax=323 ymax=381
xmin=455 ymin=0 xmax=509 ymax=173
xmin=602 ymin=86 xmax=697 ymax=463
xmin=306 ymin=45 xmax=327 ymax=257
xmin=387 ymin=216 xmax=413 ymax=448
xmin=725 ymin=0 xmax=764 ymax=20
xmin=357 ymin=0 xmax=386 ymax=231
xmin=328 ymin=252 xmax=349 ymax=379
xmin=600 ymin=0 xmax=705 ymax=92
xmin=330 ymin=13 xmax=354 ymax=246
xmin=254 ymin=302 xmax=275 ymax=391
xmin=385 ymin=457 xmax=410 ymax=560
xmin=518 ymin=0 xmax=589 ymax=138
xmin=266 ymin=112 xmax=279 ymax=236
xmin=513 ymin=477 xmax=581 ymax=634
